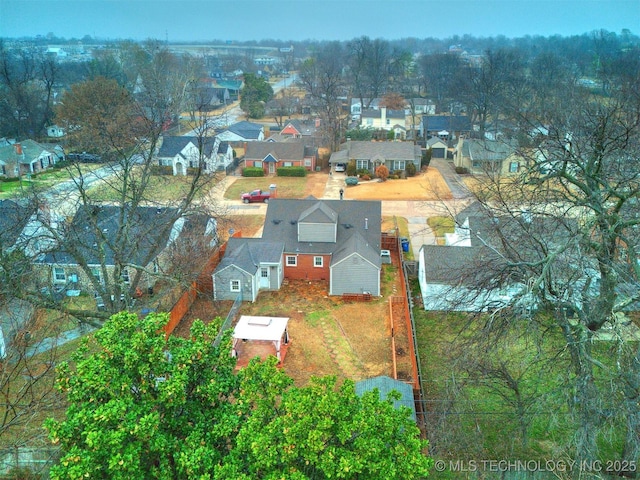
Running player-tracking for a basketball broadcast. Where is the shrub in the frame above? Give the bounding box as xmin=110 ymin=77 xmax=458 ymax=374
xmin=356 ymin=168 xmax=371 ymax=177
xmin=150 ymin=165 xmax=174 ymax=175
xmin=346 ymin=160 xmax=357 ymax=176
xmin=345 ymin=176 xmax=359 ymax=186
xmin=389 ymin=175 xmax=399 ymax=180
xmin=375 ymin=164 xmax=389 ymax=181
xmin=243 ymin=167 xmax=265 ymax=177
xmin=406 ymin=162 xmax=417 ymax=177
xmin=361 ymin=174 xmax=371 ymax=181
xmin=454 ymin=166 xmax=469 ymax=174
xmin=277 ymin=166 xmax=306 ymax=177
xmin=422 ymin=149 xmax=432 ymax=168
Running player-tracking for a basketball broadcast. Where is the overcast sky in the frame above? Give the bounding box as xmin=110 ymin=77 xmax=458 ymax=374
xmin=1 ymin=0 xmax=638 ymax=42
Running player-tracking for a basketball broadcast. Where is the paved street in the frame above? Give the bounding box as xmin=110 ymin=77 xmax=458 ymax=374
xmin=211 ymin=160 xmax=472 ymax=258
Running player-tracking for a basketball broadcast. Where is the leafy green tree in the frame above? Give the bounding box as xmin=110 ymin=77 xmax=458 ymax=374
xmin=46 ymin=314 xmax=432 ymax=479
xmin=218 ymin=358 xmax=432 ymax=480
xmin=45 ymin=312 xmax=239 ymax=479
xmin=240 ymin=73 xmax=274 ymax=119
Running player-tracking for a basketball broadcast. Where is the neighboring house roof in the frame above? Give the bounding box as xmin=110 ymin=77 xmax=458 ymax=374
xmin=461 ymin=139 xmax=516 ymax=162
xmin=0 ymin=199 xmax=30 ymax=249
xmin=330 ymin=140 xmax=420 ymax=164
xmin=158 ymin=136 xmax=217 ymax=159
xmin=355 ymin=375 xmax=417 ymax=422
xmin=245 ymin=141 xmax=305 ymax=162
xmin=224 ymin=121 xmax=263 ymax=140
xmin=361 ymin=108 xmax=405 ymax=119
xmin=0 ymin=139 xmax=55 ymax=166
xmin=422 ymin=115 xmax=472 ymax=132
xmin=215 ymin=238 xmax=284 ymax=275
xmin=427 ymin=136 xmax=448 ymax=148
xmin=280 ymin=119 xmax=318 ymax=137
xmin=420 ymin=244 xmax=504 ymax=285
xmin=262 ymin=198 xmax=381 ymax=262
xmin=39 ymin=205 xmax=182 ymax=267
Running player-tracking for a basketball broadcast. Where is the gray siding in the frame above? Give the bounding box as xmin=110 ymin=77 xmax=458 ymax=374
xmin=298 ymin=222 xmax=336 ymax=243
xmin=330 ymin=254 xmax=379 ymax=296
xmin=213 ymin=266 xmax=256 ymax=301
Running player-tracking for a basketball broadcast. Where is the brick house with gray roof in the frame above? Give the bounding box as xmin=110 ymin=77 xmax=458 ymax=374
xmin=213 ymin=198 xmax=382 ymax=301
xmin=244 ymin=141 xmax=317 ymax=174
xmin=329 ymin=139 xmax=421 ymax=174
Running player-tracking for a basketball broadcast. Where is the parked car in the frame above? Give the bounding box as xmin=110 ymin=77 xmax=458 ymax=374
xmin=334 ymin=163 xmax=346 ymax=172
xmin=241 ymin=189 xmax=271 ymax=203
xmin=67 ymin=152 xmax=102 ymax=163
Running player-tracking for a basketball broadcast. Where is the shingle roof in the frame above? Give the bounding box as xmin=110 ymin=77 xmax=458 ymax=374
xmin=40 ymin=205 xmax=181 ymax=267
xmin=334 ymin=141 xmax=418 ymax=162
xmin=0 ymin=139 xmax=54 ymax=165
xmin=262 ymin=198 xmax=381 ymax=263
xmin=420 ymin=244 xmax=504 ymax=285
xmin=361 ymin=108 xmax=405 ymax=119
xmin=462 ymin=139 xmax=516 ymax=161
xmin=158 ymin=136 xmax=217 ymax=158
xmin=422 ymin=115 xmax=472 ymax=132
xmin=215 ymin=238 xmax=283 ymax=275
xmin=245 ymin=141 xmax=305 ymax=161
xmin=225 ymin=121 xmax=263 ymax=140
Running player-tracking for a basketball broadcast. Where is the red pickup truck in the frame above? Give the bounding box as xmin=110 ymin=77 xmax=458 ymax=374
xmin=241 ymin=189 xmax=271 ymax=203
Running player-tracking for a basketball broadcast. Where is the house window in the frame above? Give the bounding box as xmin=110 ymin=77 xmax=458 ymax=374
xmin=366 ymin=119 xmax=373 ymax=126
xmin=286 ymin=255 xmax=297 ymax=266
xmin=121 ymin=268 xmax=130 ymax=284
xmin=304 ymin=159 xmax=312 ymax=167
xmin=356 ymin=160 xmax=368 ymax=170
xmin=53 ymin=267 xmax=66 ymax=283
xmin=230 ymin=280 xmax=241 ymax=292
xmin=283 ymin=161 xmax=293 ymax=167
xmin=393 ymin=160 xmax=406 ymax=170
xmin=261 ymin=268 xmax=268 ymax=278
xmin=189 ymin=159 xmax=198 ymax=168
xmin=472 ymin=160 xmax=481 ymax=169
xmin=254 ymin=161 xmax=262 ymax=168
xmin=314 ymin=256 xmax=323 ymax=267
xmin=90 ymin=266 xmax=102 ymax=284
xmin=509 ymin=161 xmax=519 ymax=173
xmin=386 ymin=118 xmax=390 ymax=125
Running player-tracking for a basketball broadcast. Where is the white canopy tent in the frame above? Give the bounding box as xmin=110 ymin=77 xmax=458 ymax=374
xmin=232 ymin=316 xmax=290 ymax=360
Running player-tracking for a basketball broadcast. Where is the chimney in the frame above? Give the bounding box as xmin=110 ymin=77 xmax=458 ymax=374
xmin=14 ymin=143 xmax=22 ymax=156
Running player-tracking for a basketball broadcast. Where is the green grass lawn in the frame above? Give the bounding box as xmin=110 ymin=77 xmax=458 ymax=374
xmin=224 ymin=177 xmax=309 ymax=200
xmin=0 ymin=164 xmax=101 ymax=199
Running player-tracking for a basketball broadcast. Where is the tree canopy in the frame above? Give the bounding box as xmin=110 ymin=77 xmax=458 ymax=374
xmin=46 ymin=312 xmax=432 ymax=479
xmin=240 ymin=73 xmax=274 ymax=119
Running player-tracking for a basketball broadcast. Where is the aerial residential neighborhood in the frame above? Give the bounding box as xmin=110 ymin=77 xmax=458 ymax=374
xmin=0 ymin=6 xmax=638 ymax=478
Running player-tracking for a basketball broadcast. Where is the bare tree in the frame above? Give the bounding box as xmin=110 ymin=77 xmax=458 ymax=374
xmin=298 ymin=42 xmax=348 ymax=152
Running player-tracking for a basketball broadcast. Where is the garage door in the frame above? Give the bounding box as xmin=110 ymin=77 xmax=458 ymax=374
xmin=432 ymin=147 xmax=445 ymax=158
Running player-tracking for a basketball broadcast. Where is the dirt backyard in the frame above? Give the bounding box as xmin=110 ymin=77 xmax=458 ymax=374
xmin=175 ymin=261 xmax=409 ymax=386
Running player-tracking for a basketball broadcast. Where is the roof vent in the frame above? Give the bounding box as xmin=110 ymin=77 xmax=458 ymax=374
xmin=272 ymin=219 xmax=281 ymax=225
xmin=290 ymin=220 xmax=297 ymax=225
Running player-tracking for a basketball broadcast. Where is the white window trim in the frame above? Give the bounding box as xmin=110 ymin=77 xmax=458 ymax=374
xmin=53 ymin=267 xmax=66 ymax=283
xmin=286 ymin=255 xmax=297 ymax=266
xmin=230 ymin=280 xmax=241 ymax=292
xmin=314 ymin=256 xmax=323 ymax=267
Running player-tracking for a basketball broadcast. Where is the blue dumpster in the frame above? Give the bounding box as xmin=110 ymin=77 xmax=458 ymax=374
xmin=401 ymin=237 xmax=409 ymax=252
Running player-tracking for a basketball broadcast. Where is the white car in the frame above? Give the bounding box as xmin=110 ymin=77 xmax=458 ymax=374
xmin=334 ymin=163 xmax=346 ymax=172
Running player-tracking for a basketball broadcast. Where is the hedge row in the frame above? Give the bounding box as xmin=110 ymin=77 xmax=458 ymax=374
xmin=277 ymin=166 xmax=307 ymax=177
xmin=243 ymin=167 xmax=265 ymax=177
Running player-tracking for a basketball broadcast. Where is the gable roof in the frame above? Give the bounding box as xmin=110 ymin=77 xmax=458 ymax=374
xmin=280 ymin=119 xmax=318 ymax=137
xmin=225 ymin=121 xmax=263 ymax=140
xmin=262 ymin=198 xmax=381 ymax=261
xmin=0 ymin=140 xmax=55 ymax=165
xmin=245 ymin=141 xmax=305 ymax=161
xmin=331 ymin=230 xmax=380 ymax=267
xmin=215 ymin=238 xmax=283 ymax=275
xmin=40 ymin=205 xmax=182 ymax=267
xmin=427 ymin=136 xmax=448 ymax=148
xmin=333 ymin=141 xmax=419 ymax=162
xmin=157 ymin=136 xmax=217 ymax=158
xmin=420 ymin=244 xmax=505 ymax=285
xmin=361 ymin=108 xmax=406 ymax=119
xmin=462 ymin=139 xmax=516 ymax=161
xmin=422 ymin=115 xmax=472 ymax=132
